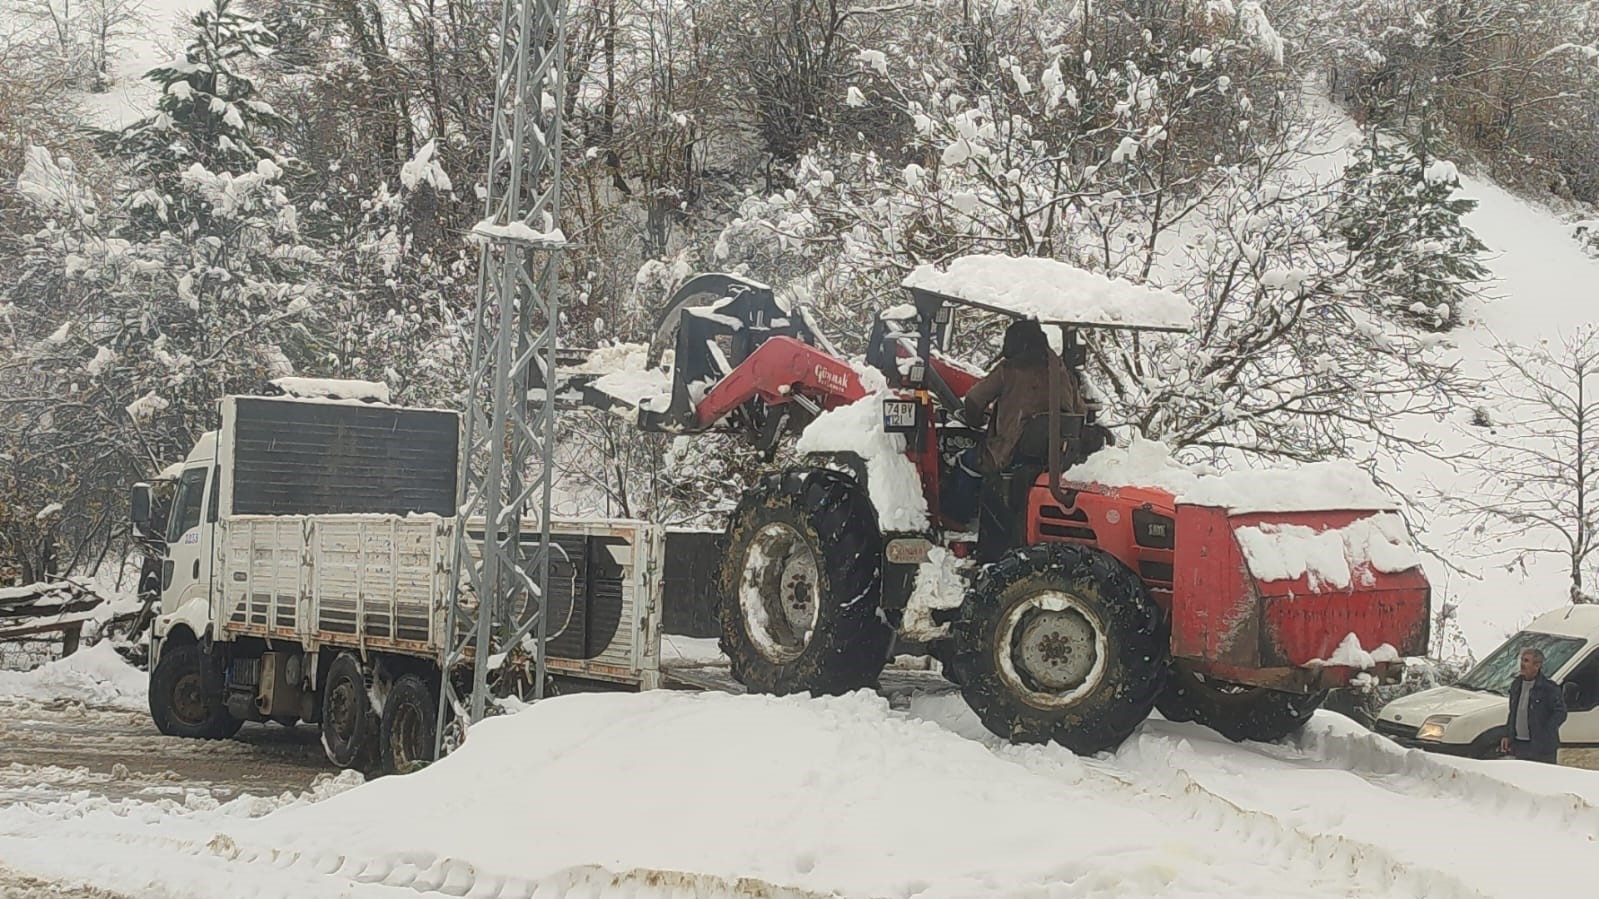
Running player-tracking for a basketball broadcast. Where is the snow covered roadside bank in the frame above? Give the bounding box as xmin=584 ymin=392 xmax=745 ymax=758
xmin=0 ymin=689 xmax=1536 ymax=899
xmin=0 ymin=643 xmax=147 ymax=712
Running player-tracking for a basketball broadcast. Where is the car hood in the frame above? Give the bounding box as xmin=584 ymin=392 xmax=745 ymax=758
xmin=1378 ymin=685 xmax=1506 ymax=725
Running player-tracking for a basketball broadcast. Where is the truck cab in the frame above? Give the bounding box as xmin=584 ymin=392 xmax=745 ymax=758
xmin=144 ymin=432 xmax=219 ymax=665
xmin=1376 ymin=605 xmax=1599 ymax=766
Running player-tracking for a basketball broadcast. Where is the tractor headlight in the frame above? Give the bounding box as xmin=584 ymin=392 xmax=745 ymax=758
xmin=1416 ymin=715 xmax=1455 ymax=741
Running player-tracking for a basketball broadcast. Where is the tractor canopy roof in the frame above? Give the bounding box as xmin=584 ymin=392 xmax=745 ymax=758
xmin=901 ymin=255 xmax=1193 ymax=333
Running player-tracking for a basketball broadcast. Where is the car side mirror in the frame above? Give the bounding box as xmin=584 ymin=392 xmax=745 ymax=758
xmin=130 ymin=482 xmax=152 ymax=529
xmin=1562 ymin=681 xmax=1583 ymax=709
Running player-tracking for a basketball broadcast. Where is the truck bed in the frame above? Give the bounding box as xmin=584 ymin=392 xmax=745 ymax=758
xmin=218 ymin=514 xmax=451 ymax=655
xmin=215 ymin=514 xmax=672 ymax=684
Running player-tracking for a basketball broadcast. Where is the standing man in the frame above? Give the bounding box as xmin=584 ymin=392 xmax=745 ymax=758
xmin=1500 ymin=647 xmax=1567 ymax=763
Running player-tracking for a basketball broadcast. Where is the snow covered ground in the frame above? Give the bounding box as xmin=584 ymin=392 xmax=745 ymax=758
xmin=0 ymin=643 xmax=146 ymax=711
xmin=1 ymin=651 xmax=1597 ymax=898
xmin=72 ymin=0 xmax=211 ymax=130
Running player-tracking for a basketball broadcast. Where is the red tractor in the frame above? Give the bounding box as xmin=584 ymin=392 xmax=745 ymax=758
xmin=582 ymin=255 xmax=1430 ymax=753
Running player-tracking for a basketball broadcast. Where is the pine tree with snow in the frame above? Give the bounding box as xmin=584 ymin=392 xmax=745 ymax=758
xmin=123 ymin=0 xmax=281 ymax=168
xmin=8 ymin=0 xmax=325 ymax=464
xmin=1335 ymin=128 xmax=1489 ymax=331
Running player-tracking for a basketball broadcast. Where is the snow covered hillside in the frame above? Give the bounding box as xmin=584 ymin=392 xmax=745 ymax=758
xmin=1 ymin=687 xmax=1596 ymax=898
xmin=1296 ymin=94 xmax=1599 ymax=655
xmin=72 ymin=0 xmax=212 ymax=130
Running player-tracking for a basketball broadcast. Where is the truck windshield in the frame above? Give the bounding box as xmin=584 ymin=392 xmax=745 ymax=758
xmin=167 ymin=467 xmax=209 ymax=539
xmin=1456 ymin=631 xmax=1586 ymax=695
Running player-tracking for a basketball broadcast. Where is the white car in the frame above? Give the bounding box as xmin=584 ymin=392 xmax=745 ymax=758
xmin=1376 ymin=605 xmax=1599 ymax=767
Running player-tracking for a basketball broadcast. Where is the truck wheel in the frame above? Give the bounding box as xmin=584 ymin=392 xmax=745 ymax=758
xmin=719 ymin=469 xmax=890 ymax=695
xmin=380 ymin=674 xmax=437 ymax=775
xmin=1156 ymin=663 xmax=1324 ymax=742
xmin=320 ymin=653 xmax=379 ymax=770
xmin=952 ymin=543 xmax=1168 ymax=754
xmin=149 ymin=644 xmax=240 ymax=739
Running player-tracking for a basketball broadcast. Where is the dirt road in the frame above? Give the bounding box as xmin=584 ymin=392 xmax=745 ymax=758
xmin=0 ymin=698 xmax=338 ymax=895
xmin=0 ymin=698 xmax=334 ymax=806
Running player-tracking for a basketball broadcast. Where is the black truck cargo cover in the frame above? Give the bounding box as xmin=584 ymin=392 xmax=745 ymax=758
xmin=229 ymin=397 xmax=459 ymax=516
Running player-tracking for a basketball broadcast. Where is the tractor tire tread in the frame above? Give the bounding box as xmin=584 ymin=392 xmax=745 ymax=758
xmin=951 ymin=543 xmax=1169 ymax=754
xmin=719 ymin=468 xmax=890 ymax=695
xmin=1156 ymin=664 xmax=1324 ymax=743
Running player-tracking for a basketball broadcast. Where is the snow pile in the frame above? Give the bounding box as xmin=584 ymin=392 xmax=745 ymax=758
xmin=902 ymin=547 xmax=971 ymax=640
xmin=226 ymin=692 xmax=1433 ymax=896
xmin=571 ymin=343 xmax=673 ymax=411
xmin=398 ymin=139 xmax=452 ymax=193
xmin=1235 ymin=513 xmax=1421 ymax=588
xmin=659 ymin=635 xmax=727 ymax=667
xmin=0 ymin=643 xmax=146 ymax=711
xmin=1307 ymin=633 xmax=1402 ymax=669
xmin=269 ymin=376 xmax=391 ymax=404
xmin=902 ymin=255 xmax=1193 ymax=331
xmin=795 ymin=394 xmax=928 ymax=529
xmin=1064 ymin=437 xmax=1399 ymax=513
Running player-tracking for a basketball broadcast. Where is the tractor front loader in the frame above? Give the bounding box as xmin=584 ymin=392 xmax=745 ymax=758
xmin=566 ymin=255 xmax=1430 ymax=754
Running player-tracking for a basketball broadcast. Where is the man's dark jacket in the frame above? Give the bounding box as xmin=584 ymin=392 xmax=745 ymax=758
xmin=962 ymin=354 xmax=1086 ymax=474
xmin=1506 ymin=673 xmax=1567 ymax=758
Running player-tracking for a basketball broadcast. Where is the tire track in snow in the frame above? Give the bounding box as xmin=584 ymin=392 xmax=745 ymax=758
xmin=908 ymin=696 xmax=1486 ymax=898
xmin=1144 ymin=717 xmax=1599 ymax=842
xmin=990 ymin=741 xmax=1491 ymax=899
xmin=2 ymin=817 xmax=840 ymax=899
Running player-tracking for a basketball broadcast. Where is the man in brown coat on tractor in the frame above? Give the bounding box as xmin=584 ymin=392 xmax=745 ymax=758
xmin=961 ymin=320 xmax=1088 ymax=562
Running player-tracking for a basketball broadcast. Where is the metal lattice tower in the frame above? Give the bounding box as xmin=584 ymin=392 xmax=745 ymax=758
xmin=437 ymin=0 xmax=567 ymax=754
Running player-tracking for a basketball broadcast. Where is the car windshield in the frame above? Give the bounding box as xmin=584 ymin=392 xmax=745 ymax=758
xmin=1456 ymin=631 xmax=1587 ymax=695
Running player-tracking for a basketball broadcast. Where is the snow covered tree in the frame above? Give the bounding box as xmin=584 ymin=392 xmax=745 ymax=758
xmin=1334 ymin=128 xmax=1489 ymax=331
xmin=0 ymin=0 xmax=323 ymax=586
xmin=117 ymin=0 xmax=284 ymax=233
xmin=79 ymin=0 xmax=323 ymax=445
xmin=1454 ymin=328 xmax=1599 ymax=604
xmin=705 ymin=1 xmax=1468 ymax=468
xmin=1322 ymin=0 xmax=1599 ymax=204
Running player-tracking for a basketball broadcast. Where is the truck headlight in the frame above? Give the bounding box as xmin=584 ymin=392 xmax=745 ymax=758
xmin=1416 ymin=715 xmax=1455 ymax=741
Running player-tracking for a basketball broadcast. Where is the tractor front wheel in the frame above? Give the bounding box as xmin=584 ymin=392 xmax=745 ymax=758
xmin=1156 ymin=662 xmax=1324 ymax=743
xmin=719 ymin=469 xmax=890 ymax=695
xmin=952 ymin=544 xmax=1168 ymax=754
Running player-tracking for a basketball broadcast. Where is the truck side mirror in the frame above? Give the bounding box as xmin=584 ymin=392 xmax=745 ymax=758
xmin=1563 ymin=680 xmax=1583 ymax=709
xmin=130 ymin=482 xmax=152 ymax=528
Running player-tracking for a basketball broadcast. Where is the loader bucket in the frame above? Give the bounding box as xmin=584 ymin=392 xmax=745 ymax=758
xmin=1170 ymin=505 xmax=1430 ymax=691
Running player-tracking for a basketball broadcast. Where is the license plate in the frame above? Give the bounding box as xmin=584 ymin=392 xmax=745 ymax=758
xmin=882 ymin=399 xmax=918 ymax=431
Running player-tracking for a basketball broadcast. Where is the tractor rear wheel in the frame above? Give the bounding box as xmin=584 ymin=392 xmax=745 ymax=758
xmin=1156 ymin=663 xmax=1324 ymax=742
xmin=719 ymin=469 xmax=890 ymax=695
xmin=952 ymin=543 xmax=1168 ymax=754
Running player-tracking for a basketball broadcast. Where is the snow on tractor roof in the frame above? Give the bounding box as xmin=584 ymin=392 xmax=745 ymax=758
xmin=1064 ymin=438 xmax=1400 ymax=515
xmin=902 ymin=255 xmax=1193 ymax=332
